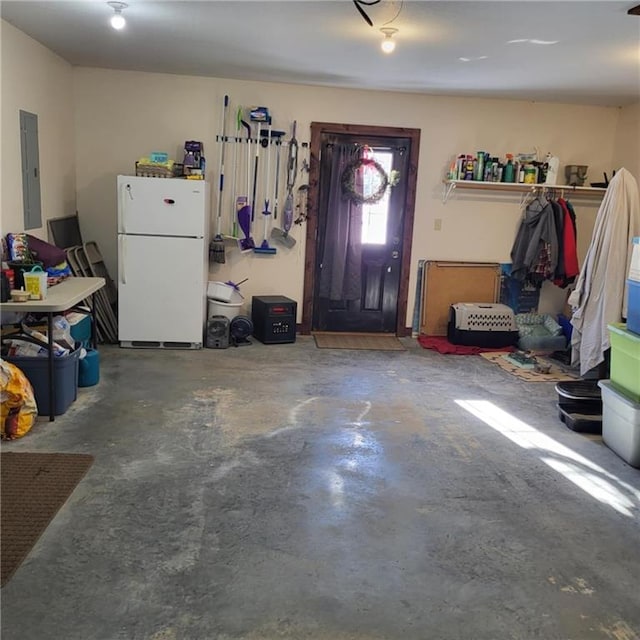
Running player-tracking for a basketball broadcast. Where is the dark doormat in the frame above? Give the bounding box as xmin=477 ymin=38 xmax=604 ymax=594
xmin=313 ymin=332 xmax=406 ymax=351
xmin=1 ymin=452 xmax=94 ymax=587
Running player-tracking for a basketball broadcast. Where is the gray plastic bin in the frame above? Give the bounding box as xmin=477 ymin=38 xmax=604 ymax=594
xmin=598 ymin=380 xmax=640 ymax=468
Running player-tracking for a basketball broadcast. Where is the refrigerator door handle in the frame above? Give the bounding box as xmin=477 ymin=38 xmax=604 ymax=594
xmin=119 ymin=235 xmax=127 ymax=285
xmin=118 ymin=182 xmax=128 ymax=234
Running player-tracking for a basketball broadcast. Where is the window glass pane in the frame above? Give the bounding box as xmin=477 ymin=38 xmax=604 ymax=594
xmin=361 ymin=151 xmax=392 ymax=245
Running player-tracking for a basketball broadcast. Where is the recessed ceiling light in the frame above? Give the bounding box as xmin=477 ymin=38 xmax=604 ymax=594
xmin=530 ymin=39 xmax=559 ymax=45
xmin=459 ymin=56 xmax=488 ymax=62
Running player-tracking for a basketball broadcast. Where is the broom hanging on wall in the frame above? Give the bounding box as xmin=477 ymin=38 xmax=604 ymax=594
xmin=210 ymin=94 xmax=229 ymax=263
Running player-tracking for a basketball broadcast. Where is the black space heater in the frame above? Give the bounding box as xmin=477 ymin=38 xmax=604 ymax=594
xmin=251 ymin=295 xmax=297 ymax=344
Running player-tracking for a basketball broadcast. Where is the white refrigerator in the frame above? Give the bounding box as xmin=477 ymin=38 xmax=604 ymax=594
xmin=117 ymin=175 xmax=210 ymax=348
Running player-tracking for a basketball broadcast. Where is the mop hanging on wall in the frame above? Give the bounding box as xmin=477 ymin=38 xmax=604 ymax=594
xmin=237 ymin=117 xmax=255 ymax=252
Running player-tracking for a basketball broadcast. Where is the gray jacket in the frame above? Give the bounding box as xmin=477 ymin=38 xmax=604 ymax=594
xmin=510 ymin=196 xmax=558 ymax=282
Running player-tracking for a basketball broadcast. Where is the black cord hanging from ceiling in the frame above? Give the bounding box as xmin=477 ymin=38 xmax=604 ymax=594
xmin=353 ymin=0 xmax=381 ymax=27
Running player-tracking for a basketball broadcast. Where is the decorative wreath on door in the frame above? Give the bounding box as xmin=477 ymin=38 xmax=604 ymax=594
xmin=341 ymin=156 xmax=389 ymax=205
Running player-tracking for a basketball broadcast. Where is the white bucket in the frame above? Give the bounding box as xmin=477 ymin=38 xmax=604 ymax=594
xmin=208 ymin=298 xmax=242 ymax=322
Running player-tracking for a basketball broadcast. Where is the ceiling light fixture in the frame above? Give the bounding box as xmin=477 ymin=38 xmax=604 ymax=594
xmin=380 ymin=27 xmax=398 ymax=54
xmin=507 ymin=38 xmax=559 ymax=46
xmin=108 ymin=1 xmax=128 ymax=30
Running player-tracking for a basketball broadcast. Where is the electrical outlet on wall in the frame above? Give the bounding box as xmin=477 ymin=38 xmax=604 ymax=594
xmin=434 ymin=218 xmax=442 ymax=231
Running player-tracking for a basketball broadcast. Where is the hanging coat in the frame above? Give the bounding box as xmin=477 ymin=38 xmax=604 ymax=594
xmin=510 ymin=195 xmax=558 ymax=283
xmin=569 ymin=168 xmax=640 ymax=375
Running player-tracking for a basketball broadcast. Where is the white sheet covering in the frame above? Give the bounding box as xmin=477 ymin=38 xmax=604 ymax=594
xmin=569 ymin=168 xmax=640 ymax=375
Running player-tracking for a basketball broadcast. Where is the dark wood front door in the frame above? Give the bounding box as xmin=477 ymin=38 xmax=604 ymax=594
xmin=307 ymin=125 xmax=419 ymax=334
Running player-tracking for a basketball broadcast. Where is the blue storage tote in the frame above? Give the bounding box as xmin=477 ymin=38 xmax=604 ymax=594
xmin=608 ymin=323 xmax=640 ymax=403
xmin=627 ymin=279 xmax=640 ymax=335
xmin=629 ymin=237 xmax=640 ymax=282
xmin=5 ymin=348 xmax=80 ymax=416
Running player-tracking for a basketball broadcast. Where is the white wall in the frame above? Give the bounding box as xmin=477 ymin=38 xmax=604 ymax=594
xmin=74 ymin=67 xmax=619 ymax=325
xmin=0 ymin=20 xmax=75 ymax=242
xmin=612 ymin=101 xmax=640 ymax=183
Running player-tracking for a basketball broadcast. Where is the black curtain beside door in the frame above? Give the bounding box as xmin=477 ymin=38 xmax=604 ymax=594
xmin=318 ymin=144 xmax=363 ymax=302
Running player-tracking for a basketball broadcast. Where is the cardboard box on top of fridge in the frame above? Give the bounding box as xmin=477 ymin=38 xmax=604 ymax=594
xmin=629 ymin=237 xmax=640 ymax=282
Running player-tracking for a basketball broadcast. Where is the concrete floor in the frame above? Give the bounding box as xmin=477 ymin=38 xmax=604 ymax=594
xmin=2 ymin=337 xmax=639 ymax=640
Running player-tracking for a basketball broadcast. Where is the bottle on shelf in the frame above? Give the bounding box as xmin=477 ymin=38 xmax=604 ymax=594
xmin=475 ymin=151 xmax=485 ymax=181
xmin=503 ymin=154 xmax=515 ymax=183
xmin=483 ymin=157 xmax=494 ymax=182
xmin=544 ymin=153 xmax=560 ymax=185
xmin=464 ymin=156 xmax=474 ymax=180
xmin=523 ymin=165 xmax=537 ymax=184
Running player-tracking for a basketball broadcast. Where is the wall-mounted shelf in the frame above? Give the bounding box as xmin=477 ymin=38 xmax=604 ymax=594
xmin=442 ymin=179 xmax=606 ymax=204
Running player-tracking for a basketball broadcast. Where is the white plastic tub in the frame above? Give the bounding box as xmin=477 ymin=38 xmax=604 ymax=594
xmin=598 ymin=380 xmax=640 ymax=468
xmin=207 ymin=281 xmax=235 ymax=303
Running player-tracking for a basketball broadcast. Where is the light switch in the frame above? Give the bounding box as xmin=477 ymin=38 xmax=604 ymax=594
xmin=434 ymin=218 xmax=442 ymax=231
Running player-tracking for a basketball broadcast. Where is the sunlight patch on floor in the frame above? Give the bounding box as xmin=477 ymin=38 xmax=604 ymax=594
xmin=456 ymin=399 xmax=640 ymax=518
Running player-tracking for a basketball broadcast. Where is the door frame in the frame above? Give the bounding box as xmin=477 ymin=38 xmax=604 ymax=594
xmin=301 ymin=122 xmax=421 ymax=336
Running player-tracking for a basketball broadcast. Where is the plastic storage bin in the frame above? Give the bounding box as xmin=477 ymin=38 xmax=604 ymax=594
xmin=207 ymin=281 xmax=236 ymax=303
xmin=627 ymin=279 xmax=640 ymax=335
xmin=598 ymin=380 xmax=640 ymax=468
xmin=5 ymin=348 xmax=80 ymax=416
xmin=629 ymin=236 xmax=640 ymax=282
xmin=608 ymin=323 xmax=640 ymax=402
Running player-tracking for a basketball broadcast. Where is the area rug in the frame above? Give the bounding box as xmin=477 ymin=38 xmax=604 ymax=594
xmin=1 ymin=452 xmax=94 ymax=587
xmin=313 ymin=333 xmax=405 ymax=351
xmin=418 ymin=335 xmax=514 ymax=355
xmin=479 ymin=351 xmax=579 ymax=382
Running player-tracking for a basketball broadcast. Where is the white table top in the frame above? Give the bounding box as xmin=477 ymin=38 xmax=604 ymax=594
xmin=3 ymin=276 xmax=105 ymax=313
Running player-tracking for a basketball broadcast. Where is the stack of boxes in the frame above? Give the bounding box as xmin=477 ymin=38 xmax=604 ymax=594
xmin=599 ymin=237 xmax=640 ymax=467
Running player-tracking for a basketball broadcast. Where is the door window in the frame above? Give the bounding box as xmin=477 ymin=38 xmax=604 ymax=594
xmin=361 ymin=151 xmax=393 ymax=246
